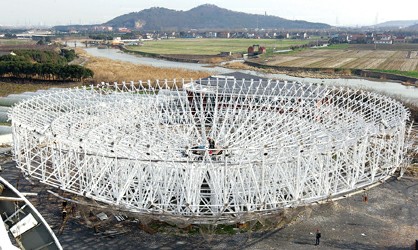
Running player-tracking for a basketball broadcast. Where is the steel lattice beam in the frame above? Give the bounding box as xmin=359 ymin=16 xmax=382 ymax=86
xmin=10 ymin=79 xmax=410 ymax=224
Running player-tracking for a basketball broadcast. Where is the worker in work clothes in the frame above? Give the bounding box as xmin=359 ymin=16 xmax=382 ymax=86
xmin=315 ymin=229 xmax=321 ymax=245
xmin=207 ymin=137 xmax=215 ymax=149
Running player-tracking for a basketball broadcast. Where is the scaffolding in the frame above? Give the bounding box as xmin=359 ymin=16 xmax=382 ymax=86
xmin=10 ymin=78 xmax=410 ymax=224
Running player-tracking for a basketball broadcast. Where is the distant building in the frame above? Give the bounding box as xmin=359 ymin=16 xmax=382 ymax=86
xmin=347 ymin=34 xmax=366 ymax=43
xmin=248 ymin=46 xmax=255 ymax=55
xmin=217 ymin=32 xmax=230 ymax=38
xmin=374 ymin=34 xmax=393 ymax=44
xmin=179 ymin=31 xmax=196 ymax=38
xmin=247 ymin=45 xmax=266 ymax=56
xmin=204 ymin=32 xmax=217 ymax=38
xmin=118 ymin=27 xmax=131 ymax=33
xmin=93 ymin=26 xmax=113 ymax=31
xmin=393 ymin=36 xmax=406 ymax=43
xmin=111 ymin=37 xmax=123 ymax=45
xmin=329 ymin=34 xmax=348 ymax=44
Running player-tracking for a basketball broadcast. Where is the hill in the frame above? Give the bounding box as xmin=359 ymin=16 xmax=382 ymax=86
xmin=375 ymin=20 xmax=418 ymax=28
xmin=104 ymin=4 xmax=331 ymax=31
xmin=405 ymin=23 xmax=418 ymax=30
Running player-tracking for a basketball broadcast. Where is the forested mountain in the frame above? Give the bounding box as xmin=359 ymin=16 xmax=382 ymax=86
xmin=104 ymin=4 xmax=331 ymax=30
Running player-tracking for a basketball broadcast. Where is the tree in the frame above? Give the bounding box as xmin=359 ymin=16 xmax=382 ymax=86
xmin=0 ymin=48 xmax=93 ymax=82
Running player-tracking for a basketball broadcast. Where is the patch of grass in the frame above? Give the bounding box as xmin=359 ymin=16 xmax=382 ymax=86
xmin=223 ymin=61 xmax=255 ymax=70
xmin=214 ymin=224 xmax=236 ymax=235
xmin=321 ymin=44 xmax=350 ymax=50
xmin=273 ymin=48 xmax=304 ymax=56
xmin=0 ymin=39 xmax=36 ymax=46
xmin=148 ymin=221 xmax=168 ymax=233
xmin=126 ymin=38 xmax=310 ymax=55
xmin=0 ymin=81 xmax=81 ymax=97
xmin=369 ymin=69 xmax=418 ymax=78
xmin=0 ymin=122 xmax=10 ymax=126
xmin=188 ymin=226 xmax=200 ymax=235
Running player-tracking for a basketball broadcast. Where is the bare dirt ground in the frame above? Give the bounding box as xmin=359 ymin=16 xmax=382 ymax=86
xmin=255 ymin=48 xmax=418 ymax=72
xmin=1 ymin=153 xmax=417 ymax=250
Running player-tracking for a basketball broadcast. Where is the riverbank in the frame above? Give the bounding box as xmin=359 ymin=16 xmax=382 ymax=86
xmin=244 ymin=60 xmax=418 ymax=85
xmin=76 ymin=49 xmax=210 ymax=83
xmin=222 ymin=61 xmax=352 ymax=79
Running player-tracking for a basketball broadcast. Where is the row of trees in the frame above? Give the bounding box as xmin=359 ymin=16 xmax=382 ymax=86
xmin=8 ymin=49 xmax=71 ymax=65
xmin=0 ymin=62 xmax=93 ymax=81
xmin=0 ymin=49 xmax=93 ymax=81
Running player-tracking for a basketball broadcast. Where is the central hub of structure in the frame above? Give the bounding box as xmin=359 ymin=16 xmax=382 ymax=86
xmin=11 ymin=77 xmax=409 ymax=224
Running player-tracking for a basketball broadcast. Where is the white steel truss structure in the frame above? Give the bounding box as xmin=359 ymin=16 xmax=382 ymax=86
xmin=10 ymin=78 xmax=410 ymax=224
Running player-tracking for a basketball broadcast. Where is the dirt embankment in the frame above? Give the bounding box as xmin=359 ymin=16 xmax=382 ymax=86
xmin=244 ymin=60 xmax=418 ymax=85
xmin=406 ymin=103 xmax=418 ymax=123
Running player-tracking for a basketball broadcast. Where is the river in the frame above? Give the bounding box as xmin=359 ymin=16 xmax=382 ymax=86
xmin=84 ymin=47 xmax=418 ymax=103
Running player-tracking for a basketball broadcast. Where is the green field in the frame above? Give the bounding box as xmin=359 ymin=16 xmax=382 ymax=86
xmin=0 ymin=39 xmax=35 ymax=46
xmin=370 ymin=69 xmax=418 ymax=78
xmin=126 ymin=38 xmax=309 ymax=55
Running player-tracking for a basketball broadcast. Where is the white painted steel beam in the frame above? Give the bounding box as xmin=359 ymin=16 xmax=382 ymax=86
xmin=10 ymin=79 xmax=410 ymax=224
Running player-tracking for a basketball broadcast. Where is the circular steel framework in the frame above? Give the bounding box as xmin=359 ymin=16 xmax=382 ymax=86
xmin=10 ymin=78 xmax=410 ymax=224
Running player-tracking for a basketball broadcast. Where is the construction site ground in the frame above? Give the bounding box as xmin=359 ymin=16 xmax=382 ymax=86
xmin=1 ymin=154 xmax=417 ymax=250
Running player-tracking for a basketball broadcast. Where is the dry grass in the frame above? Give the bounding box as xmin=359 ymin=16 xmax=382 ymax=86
xmin=0 ymin=82 xmax=81 ymax=97
xmin=77 ymin=49 xmax=210 ymax=83
xmin=222 ymin=62 xmax=256 ymax=70
xmin=222 ymin=61 xmax=344 ymax=79
xmin=204 ymin=57 xmax=227 ymax=64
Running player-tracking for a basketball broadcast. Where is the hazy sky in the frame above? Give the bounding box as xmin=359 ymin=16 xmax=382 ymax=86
xmin=1 ymin=0 xmax=417 ymax=27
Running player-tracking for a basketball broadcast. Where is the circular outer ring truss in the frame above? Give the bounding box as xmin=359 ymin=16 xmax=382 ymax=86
xmin=11 ymin=79 xmax=410 ymax=224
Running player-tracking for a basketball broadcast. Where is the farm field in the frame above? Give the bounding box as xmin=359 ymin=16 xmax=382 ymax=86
xmin=258 ymin=44 xmax=418 ymax=72
xmin=0 ymin=39 xmax=54 ymax=53
xmin=126 ymin=38 xmax=309 ymax=55
xmin=0 ymin=39 xmax=36 ymax=46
